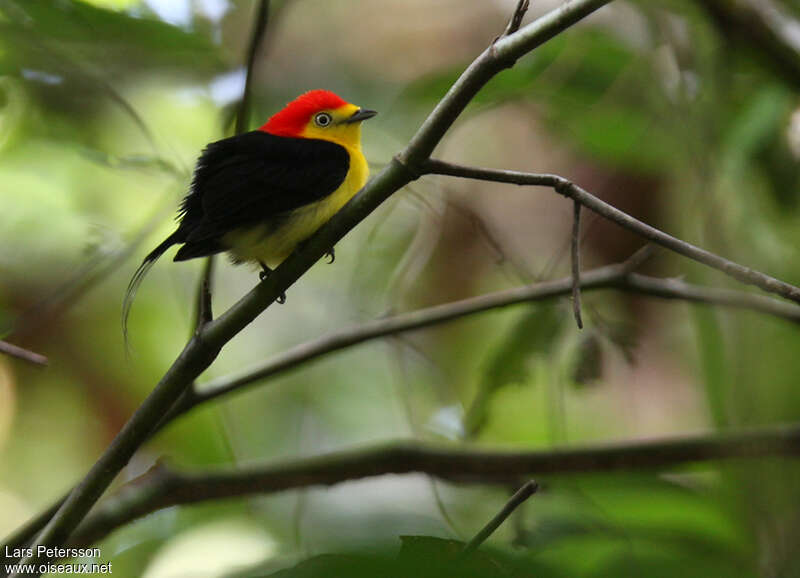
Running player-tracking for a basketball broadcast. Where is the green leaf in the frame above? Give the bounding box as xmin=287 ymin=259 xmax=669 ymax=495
xmin=0 ymin=0 xmax=223 ymax=123
xmin=0 ymin=0 xmax=222 ymax=74
xmin=260 ymin=539 xmax=552 ymax=578
xmin=722 ymin=86 xmax=792 ymax=172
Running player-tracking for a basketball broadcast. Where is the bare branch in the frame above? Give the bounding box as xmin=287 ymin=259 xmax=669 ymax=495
xmin=66 ymin=422 xmax=800 ymax=548
xmin=571 ymin=201 xmax=583 ymax=329
xmin=179 ymin=263 xmax=628 ymax=417
xmin=461 ymin=480 xmax=538 ymax=556
xmin=174 ymin=265 xmax=800 ymax=420
xmin=0 ymin=340 xmax=47 ymax=367
xmin=422 ymin=159 xmax=800 ymax=304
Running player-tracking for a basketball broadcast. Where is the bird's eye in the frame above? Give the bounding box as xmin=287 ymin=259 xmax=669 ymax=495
xmin=314 ymin=112 xmax=333 ymax=127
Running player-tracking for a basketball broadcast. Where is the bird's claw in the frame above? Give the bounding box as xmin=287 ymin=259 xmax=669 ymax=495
xmin=259 ymin=262 xmax=286 ymax=303
xmin=325 ymin=247 xmax=335 ymax=264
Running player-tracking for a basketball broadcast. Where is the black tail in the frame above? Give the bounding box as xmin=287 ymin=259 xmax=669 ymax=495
xmin=122 ymin=231 xmax=181 ymax=345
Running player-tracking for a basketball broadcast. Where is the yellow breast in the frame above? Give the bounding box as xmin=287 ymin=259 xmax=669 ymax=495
xmin=224 ymin=145 xmax=368 ymax=267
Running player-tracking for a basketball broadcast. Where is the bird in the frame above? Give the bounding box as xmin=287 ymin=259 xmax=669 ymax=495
xmin=123 ymin=89 xmax=376 ymax=337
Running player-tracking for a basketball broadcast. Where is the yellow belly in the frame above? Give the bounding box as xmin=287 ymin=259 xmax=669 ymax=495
xmin=223 ymin=146 xmax=368 ymax=267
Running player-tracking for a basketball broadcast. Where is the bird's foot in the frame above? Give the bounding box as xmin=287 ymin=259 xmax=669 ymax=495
xmin=258 ymin=261 xmax=272 ymax=281
xmin=258 ymin=262 xmax=286 ymax=304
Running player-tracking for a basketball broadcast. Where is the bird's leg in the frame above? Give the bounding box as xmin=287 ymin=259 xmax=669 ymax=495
xmin=258 ymin=261 xmax=286 ymax=304
xmin=258 ymin=261 xmax=272 ymax=281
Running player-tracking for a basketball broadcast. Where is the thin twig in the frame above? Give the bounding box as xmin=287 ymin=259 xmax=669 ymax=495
xmin=235 ymin=0 xmax=270 ymax=135
xmin=0 ymin=340 xmax=48 ymax=367
xmin=193 ymin=0 xmax=270 ymax=334
xmin=66 ymin=422 xmax=800 ymax=548
xmin=461 ymin=480 xmax=538 ymax=556
xmin=422 ymin=159 xmax=800 ymax=304
xmin=194 ymin=256 xmax=216 ymax=331
xmin=571 ymin=201 xmax=583 ymax=329
xmin=179 ymin=264 xmax=630 ymax=416
xmin=504 ymin=0 xmax=531 ymax=36
xmin=620 ymin=243 xmax=657 ymax=273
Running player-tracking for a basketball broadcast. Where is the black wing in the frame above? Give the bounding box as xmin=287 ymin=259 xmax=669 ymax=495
xmin=174 ymin=131 xmax=349 ymax=259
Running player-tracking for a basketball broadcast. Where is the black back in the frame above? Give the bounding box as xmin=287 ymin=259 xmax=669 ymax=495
xmin=173 ymin=130 xmax=350 ymax=260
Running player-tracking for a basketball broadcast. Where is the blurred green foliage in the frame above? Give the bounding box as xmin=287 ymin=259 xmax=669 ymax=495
xmin=1 ymin=0 xmax=800 ymax=577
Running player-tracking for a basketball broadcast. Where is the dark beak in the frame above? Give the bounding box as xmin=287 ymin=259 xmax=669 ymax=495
xmin=345 ymin=108 xmax=377 ymax=123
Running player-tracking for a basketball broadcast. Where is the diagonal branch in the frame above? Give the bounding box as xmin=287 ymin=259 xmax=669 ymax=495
xmin=174 ymin=263 xmax=632 ymax=418
xmin=170 ymin=264 xmax=800 ymax=421
xmin=422 ymin=159 xmax=800 ymax=304
xmin=461 ymin=480 xmax=538 ymax=557
xmin=66 ymin=422 xmax=800 ymax=548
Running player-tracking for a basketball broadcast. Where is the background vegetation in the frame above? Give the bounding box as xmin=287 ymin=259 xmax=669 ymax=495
xmin=2 ymin=0 xmax=800 ymax=576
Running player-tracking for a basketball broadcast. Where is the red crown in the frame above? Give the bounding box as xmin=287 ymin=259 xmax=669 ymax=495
xmin=261 ymin=90 xmax=348 ymax=137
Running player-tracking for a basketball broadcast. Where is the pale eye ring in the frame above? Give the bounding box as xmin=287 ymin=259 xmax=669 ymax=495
xmin=314 ymin=112 xmax=333 ymax=127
